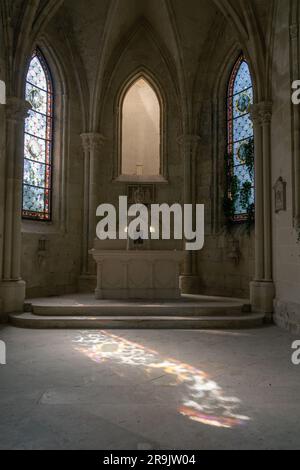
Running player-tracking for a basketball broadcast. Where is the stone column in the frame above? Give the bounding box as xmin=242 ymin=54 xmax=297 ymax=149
xmin=250 ymin=102 xmax=275 ymax=315
xmin=261 ymin=103 xmax=273 ymax=282
xmin=250 ymin=104 xmax=264 ymax=281
xmin=177 ymin=134 xmax=201 ymax=294
xmin=80 ymin=134 xmax=91 ymax=275
xmin=0 ymin=97 xmax=31 ymax=314
xmin=0 ymin=93 xmax=5 ymax=316
xmin=80 ymin=133 xmax=105 ymax=276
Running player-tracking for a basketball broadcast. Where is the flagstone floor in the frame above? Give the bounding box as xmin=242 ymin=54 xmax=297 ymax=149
xmin=0 ymin=324 xmax=299 ymax=450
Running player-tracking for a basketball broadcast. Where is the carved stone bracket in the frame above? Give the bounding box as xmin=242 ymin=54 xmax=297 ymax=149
xmin=6 ymin=97 xmax=31 ymax=123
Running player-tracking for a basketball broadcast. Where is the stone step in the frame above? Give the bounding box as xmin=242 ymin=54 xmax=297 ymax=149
xmin=9 ymin=312 xmax=265 ymax=330
xmin=27 ymin=299 xmax=250 ymax=318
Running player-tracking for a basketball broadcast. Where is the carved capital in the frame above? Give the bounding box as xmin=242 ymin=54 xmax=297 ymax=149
xmin=259 ymin=102 xmax=273 ymax=124
xmin=249 ymin=104 xmax=262 ymax=125
xmin=6 ymin=98 xmax=31 ymax=123
xmin=80 ymin=133 xmax=106 ymax=152
xmin=249 ymin=102 xmax=272 ymax=125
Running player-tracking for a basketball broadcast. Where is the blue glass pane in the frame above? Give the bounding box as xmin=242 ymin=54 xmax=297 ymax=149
xmin=25 ymin=110 xmax=47 ymax=139
xmin=233 ymin=88 xmax=253 ymax=118
xmin=23 ymin=185 xmax=45 ymax=213
xmin=233 ymin=115 xmax=253 ymax=141
xmin=26 ymin=55 xmax=47 ymax=91
xmin=233 ymin=140 xmax=253 ymax=166
xmin=234 ymin=164 xmax=252 ymax=186
xmin=24 ymin=134 xmax=46 ymax=163
xmin=24 ymin=160 xmax=46 ymax=187
xmin=26 ymin=83 xmax=47 ymax=114
xmin=233 ymin=61 xmax=252 ymax=95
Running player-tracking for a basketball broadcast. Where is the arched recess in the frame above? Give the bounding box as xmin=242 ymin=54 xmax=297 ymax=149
xmin=115 ymin=69 xmax=167 ymax=182
xmin=22 ymin=41 xmax=70 ymax=233
xmin=23 ymin=48 xmax=54 ymax=221
xmin=226 ymin=54 xmax=254 ymax=222
xmin=209 ymin=47 xmax=258 ymax=233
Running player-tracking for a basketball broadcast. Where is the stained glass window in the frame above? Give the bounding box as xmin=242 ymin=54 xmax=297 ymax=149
xmin=22 ymin=50 xmax=53 ymax=221
xmin=227 ymin=56 xmax=254 ymax=221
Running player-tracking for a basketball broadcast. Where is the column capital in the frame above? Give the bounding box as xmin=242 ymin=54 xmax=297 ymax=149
xmin=6 ymin=98 xmax=31 ymax=123
xmin=249 ymin=102 xmax=272 ymax=125
xmin=259 ymin=102 xmax=273 ymax=124
xmin=249 ymin=104 xmax=262 ymax=125
xmin=80 ymin=133 xmax=106 ymax=151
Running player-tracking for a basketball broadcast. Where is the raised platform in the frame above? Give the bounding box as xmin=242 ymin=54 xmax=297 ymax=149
xmin=9 ymin=294 xmax=265 ymax=329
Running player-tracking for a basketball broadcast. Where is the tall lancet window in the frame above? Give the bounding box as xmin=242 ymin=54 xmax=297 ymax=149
xmin=22 ymin=49 xmax=53 ymax=221
xmin=121 ymin=78 xmax=161 ymax=178
xmin=227 ymin=56 xmax=254 ymax=221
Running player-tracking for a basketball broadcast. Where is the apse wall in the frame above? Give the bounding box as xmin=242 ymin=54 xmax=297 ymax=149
xmin=18 ymin=2 xmax=256 ymax=301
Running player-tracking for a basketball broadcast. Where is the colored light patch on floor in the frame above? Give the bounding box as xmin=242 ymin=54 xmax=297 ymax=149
xmin=73 ymin=331 xmax=250 ymax=429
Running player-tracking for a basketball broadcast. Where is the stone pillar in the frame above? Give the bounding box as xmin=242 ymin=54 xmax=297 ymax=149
xmin=0 ymin=93 xmax=5 ymax=316
xmin=178 ymin=134 xmax=201 ymax=294
xmin=261 ymin=103 xmax=273 ymax=282
xmin=250 ymin=104 xmax=264 ymax=281
xmin=0 ymin=97 xmax=31 ymax=314
xmin=80 ymin=133 xmax=105 ymax=276
xmin=80 ymin=134 xmax=91 ymax=275
xmin=250 ymin=102 xmax=275 ymax=315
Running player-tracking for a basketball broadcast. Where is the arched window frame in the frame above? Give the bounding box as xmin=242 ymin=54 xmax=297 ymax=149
xmin=22 ymin=48 xmax=54 ymax=221
xmin=114 ymin=70 xmax=167 ymax=183
xmin=226 ymin=55 xmax=255 ymax=223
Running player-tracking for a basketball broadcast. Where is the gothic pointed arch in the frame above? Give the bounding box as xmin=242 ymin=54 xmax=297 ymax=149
xmin=22 ymin=48 xmax=54 ymax=221
xmin=118 ymin=71 xmax=164 ymax=180
xmin=226 ymin=54 xmax=255 ymax=222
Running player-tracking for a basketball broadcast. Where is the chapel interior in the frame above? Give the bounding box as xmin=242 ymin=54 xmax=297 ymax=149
xmin=0 ymin=0 xmax=299 ymax=451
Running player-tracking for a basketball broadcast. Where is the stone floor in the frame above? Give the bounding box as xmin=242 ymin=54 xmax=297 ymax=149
xmin=0 ymin=324 xmax=299 ymax=450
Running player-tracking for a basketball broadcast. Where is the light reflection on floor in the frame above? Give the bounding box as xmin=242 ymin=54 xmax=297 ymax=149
xmin=73 ymin=331 xmax=250 ymax=429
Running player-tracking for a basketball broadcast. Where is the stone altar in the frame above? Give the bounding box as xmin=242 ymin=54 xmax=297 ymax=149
xmin=90 ymin=240 xmax=184 ymax=300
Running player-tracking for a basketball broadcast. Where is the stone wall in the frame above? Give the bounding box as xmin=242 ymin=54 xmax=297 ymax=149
xmin=0 ymin=28 xmax=5 ymax=315
xmin=272 ymin=0 xmax=300 ymax=332
xmin=20 ymin=27 xmax=85 ymax=299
